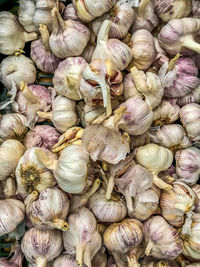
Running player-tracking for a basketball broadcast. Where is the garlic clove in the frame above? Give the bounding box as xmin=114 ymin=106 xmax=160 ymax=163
xmin=73 ymin=0 xmax=96 ymax=22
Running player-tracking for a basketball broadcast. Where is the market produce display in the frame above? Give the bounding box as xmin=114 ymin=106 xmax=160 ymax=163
xmin=0 ymin=0 xmax=200 ymax=266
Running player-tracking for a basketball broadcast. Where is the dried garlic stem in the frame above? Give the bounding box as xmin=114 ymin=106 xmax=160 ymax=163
xmin=35 ymin=148 xmax=57 ymax=170
xmin=37 ymin=258 xmax=47 ymax=267
xmin=167 ymin=53 xmax=180 ymax=71
xmin=153 ymin=174 xmax=172 ymax=190
xmin=127 ymin=255 xmax=140 ymax=267
xmin=145 ymin=240 xmax=154 ymax=256
xmin=106 ymin=175 xmax=115 ymax=200
xmin=37 ymin=111 xmax=52 ymax=121
xmin=83 ymin=245 xmax=92 ymax=267
xmin=20 ymin=82 xmax=39 ymax=104
xmin=51 ymin=7 xmax=65 ymax=33
xmin=97 ymin=223 xmax=107 ymax=234
xmin=76 ymin=243 xmax=85 ymax=266
xmin=39 ymin=24 xmax=51 ymax=51
xmin=124 ymin=193 xmax=134 ymax=213
xmin=51 ymin=219 xmax=68 ymax=231
xmin=137 ymin=0 xmax=150 ymax=17
xmin=181 ymin=34 xmax=200 ymax=53
xmin=84 ymin=178 xmax=101 ymax=199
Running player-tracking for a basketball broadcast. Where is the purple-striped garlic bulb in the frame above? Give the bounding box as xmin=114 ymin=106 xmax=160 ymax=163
xmin=21 ymin=228 xmax=63 ymax=267
xmin=63 ymin=3 xmax=80 ymax=21
xmin=129 ymin=29 xmax=156 ymax=70
xmin=31 ymin=24 xmax=61 ymax=74
xmin=0 ymin=245 xmax=24 ymax=267
xmin=49 ymin=7 xmax=90 ymax=58
xmin=63 ymin=207 xmax=102 ymax=267
xmin=192 ymin=0 xmax=200 ymax=18
xmin=158 ymin=18 xmax=200 ymax=56
xmin=175 ymin=147 xmax=200 ymax=185
xmin=174 ymin=85 xmax=200 ymax=107
xmin=152 ymin=0 xmax=191 ymax=22
xmin=24 ymin=125 xmax=60 ymax=150
xmin=180 ymin=103 xmax=200 ymax=142
xmin=192 ymin=184 xmax=200 ymax=213
xmin=144 ymin=216 xmax=183 ymax=259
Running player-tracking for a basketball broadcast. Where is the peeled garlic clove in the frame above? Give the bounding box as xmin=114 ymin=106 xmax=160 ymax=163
xmin=22 ymin=228 xmax=63 ymax=266
xmin=118 ymin=96 xmax=154 ymax=135
xmin=0 ymin=55 xmax=36 ymax=89
xmin=149 ymin=124 xmax=192 ymax=152
xmin=16 ymin=147 xmax=57 ymax=198
xmin=49 ymin=7 xmax=90 ymax=58
xmin=180 ymin=103 xmax=200 ymax=142
xmin=144 ymin=216 xmax=183 ymax=259
xmin=158 ymin=18 xmax=200 ymax=56
xmin=63 ymin=3 xmax=80 ymax=21
xmin=152 ymin=0 xmax=192 ymax=22
xmin=88 ymin=187 xmax=127 ymax=222
xmin=0 ymin=198 xmax=25 ymax=236
xmin=24 ymin=125 xmax=60 ymax=150
xmin=160 ymin=182 xmax=196 ymax=227
xmin=175 ymin=85 xmax=200 ymax=107
xmin=0 ymin=245 xmax=24 ymax=267
xmin=175 ymin=147 xmax=200 ymax=185
xmin=53 ymin=57 xmax=87 ymax=100
xmin=18 ymin=0 xmax=36 ymax=32
xmin=63 ymin=207 xmax=102 ymax=267
xmin=53 ymin=253 xmax=78 ymax=267
xmin=37 ymin=95 xmax=78 ymax=133
xmin=129 ymin=29 xmax=156 ymax=70
xmin=192 ymin=184 xmax=200 ymax=213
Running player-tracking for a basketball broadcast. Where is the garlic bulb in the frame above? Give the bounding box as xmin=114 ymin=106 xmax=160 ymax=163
xmin=92 ymin=249 xmax=107 ymax=267
xmin=154 ymin=37 xmax=169 ymax=68
xmin=16 ymin=147 xmax=57 ymax=198
xmin=21 ymin=228 xmax=63 ymax=267
xmin=144 ymin=216 xmax=183 ymax=259
xmin=30 ymin=187 xmax=69 ymax=231
xmin=0 ymin=11 xmax=37 ymax=55
xmin=118 ymin=96 xmax=154 ymax=135
xmin=0 ymin=198 xmax=25 ymax=236
xmin=18 ymin=0 xmax=36 ymax=32
xmin=88 ymin=187 xmax=127 ymax=222
xmin=160 ymin=182 xmax=196 ymax=227
xmin=92 ymin=20 xmax=133 ymax=71
xmin=24 ymin=125 xmax=60 ymax=150
xmin=0 ymin=113 xmax=28 ymax=144
xmin=153 ymin=100 xmax=180 ymax=126
xmin=0 ymin=55 xmax=36 ymax=89
xmin=123 ymin=73 xmax=139 ymax=100
xmin=53 ymin=57 xmax=87 ymax=100
xmin=63 ymin=3 xmax=80 ymax=21
xmin=0 ymin=139 xmax=25 ymax=181
xmin=0 ymin=245 xmax=24 ymax=267
xmin=180 ymin=103 xmax=200 ymax=142
xmin=53 ymin=254 xmax=78 ymax=267
xmin=31 ymin=24 xmax=61 ymax=74
xmin=149 ymin=124 xmax=192 ymax=152
xmin=175 ymin=85 xmax=200 ymax=107
xmin=192 ymin=184 xmax=200 ymax=213
xmin=158 ymin=18 xmax=200 ymax=56
xmin=175 ymin=147 xmax=200 ymax=185
xmin=49 ymin=7 xmax=90 ymax=58
xmin=36 ymin=144 xmax=89 ymax=194
xmin=192 ymin=0 xmax=200 ymax=18
xmin=152 ymin=0 xmax=192 ymax=22
xmin=130 ymin=132 xmax=151 ymax=149
xmin=62 ymin=207 xmax=102 ymax=267
xmin=129 ymin=29 xmax=156 ymax=70
xmin=135 ymin=143 xmax=173 ymax=190
xmin=37 ymin=95 xmax=78 ymax=133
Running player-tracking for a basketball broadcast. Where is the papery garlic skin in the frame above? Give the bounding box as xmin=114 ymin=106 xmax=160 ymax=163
xmin=16 ymin=147 xmax=57 ymax=198
xmin=21 ymin=228 xmax=63 ymax=266
xmin=175 ymin=85 xmax=200 ymax=107
xmin=92 ymin=249 xmax=107 ymax=267
xmin=192 ymin=184 xmax=200 ymax=213
xmin=0 ymin=199 xmax=25 ymax=236
xmin=175 ymin=147 xmax=200 ymax=185
xmin=63 ymin=3 xmax=80 ymax=21
xmin=192 ymin=0 xmax=200 ymax=18
xmin=88 ymin=188 xmax=127 ymax=222
xmin=0 ymin=113 xmax=28 ymax=144
xmin=118 ymin=96 xmax=154 ymax=135
xmin=0 ymin=11 xmax=37 ymax=55
xmin=144 ymin=216 xmax=183 ymax=259
xmin=180 ymin=103 xmax=200 ymax=142
xmin=0 ymin=55 xmax=36 ymax=89
xmin=141 ymin=257 xmax=179 ymax=267
xmin=0 ymin=139 xmax=26 ymax=181
xmin=53 ymin=253 xmax=78 ymax=267
xmin=81 ymin=44 xmax=96 ymax=63
xmin=130 ymin=132 xmax=151 ymax=149
xmin=123 ymin=73 xmax=139 ymax=100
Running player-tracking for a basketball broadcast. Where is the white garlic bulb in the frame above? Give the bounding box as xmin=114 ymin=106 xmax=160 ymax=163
xmin=30 ymin=187 xmax=69 ymax=231
xmin=0 ymin=198 xmax=25 ymax=236
xmin=37 ymin=95 xmax=78 ymax=133
xmin=53 ymin=254 xmax=78 ymax=267
xmin=21 ymin=228 xmax=63 ymax=267
xmin=0 ymin=55 xmax=36 ymax=89
xmin=62 ymin=207 xmax=102 ymax=267
xmin=16 ymin=147 xmax=57 ymax=198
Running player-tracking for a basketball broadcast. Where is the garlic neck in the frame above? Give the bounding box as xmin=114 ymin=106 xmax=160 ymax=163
xmin=51 ymin=7 xmax=65 ymax=34
xmin=137 ymin=0 xmax=150 ymax=17
xmin=84 ymin=178 xmax=100 ymax=199
xmin=37 ymin=258 xmax=47 ymax=267
xmin=180 ymin=34 xmax=200 ymax=53
xmin=76 ymin=243 xmax=85 ymax=266
xmin=97 ymin=20 xmax=112 ymax=45
xmin=145 ymin=240 xmax=153 ymax=256
xmin=25 ymin=191 xmax=39 ymax=216
xmin=127 ymin=255 xmax=140 ymax=267
xmin=103 ymin=106 xmax=126 ymax=129
xmin=35 ymin=148 xmax=57 ymax=170
xmin=106 ymin=175 xmax=115 ymax=200
xmin=167 ymin=53 xmax=180 ymax=71
xmin=51 ymin=218 xmax=68 ymax=231
xmin=153 ymin=174 xmax=172 ymax=190
xmin=23 ymin=31 xmax=38 ymax=42
xmin=20 ymin=82 xmax=39 ymax=105
xmin=39 ymin=24 xmax=51 ymax=51
xmin=37 ymin=111 xmax=53 ymax=121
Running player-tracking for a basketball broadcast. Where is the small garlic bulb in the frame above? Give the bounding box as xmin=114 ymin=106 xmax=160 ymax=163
xmin=0 ymin=55 xmax=36 ymax=89
xmin=88 ymin=188 xmax=127 ymax=222
xmin=63 ymin=3 xmax=80 ymax=21
xmin=175 ymin=147 xmax=200 ymax=185
xmin=149 ymin=124 xmax=192 ymax=152
xmin=192 ymin=184 xmax=200 ymax=213
xmin=0 ymin=113 xmax=28 ymax=144
xmin=21 ymin=228 xmax=63 ymax=266
xmin=0 ymin=11 xmax=37 ymax=55
xmin=30 ymin=187 xmax=69 ymax=231
xmin=180 ymin=103 xmax=200 ymax=142
xmin=62 ymin=207 xmax=102 ymax=267
xmin=0 ymin=199 xmax=25 ymax=236
xmin=16 ymin=147 xmax=57 ymax=198
xmin=37 ymin=95 xmax=78 ymax=133
xmin=49 ymin=7 xmax=90 ymax=58
xmin=0 ymin=245 xmax=24 ymax=267
xmin=144 ymin=216 xmax=183 ymax=259
xmin=53 ymin=57 xmax=88 ymax=100
xmin=53 ymin=253 xmax=78 ymax=267
xmin=0 ymin=139 xmax=26 ymax=181
xmin=153 ymin=100 xmax=180 ymax=126
xmin=160 ymin=182 xmax=196 ymax=227
xmin=135 ymin=143 xmax=173 ymax=190
xmin=129 ymin=29 xmax=156 ymax=70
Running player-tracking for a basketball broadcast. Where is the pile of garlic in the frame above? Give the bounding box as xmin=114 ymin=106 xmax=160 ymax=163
xmin=1 ymin=0 xmax=200 ymax=266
